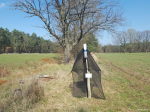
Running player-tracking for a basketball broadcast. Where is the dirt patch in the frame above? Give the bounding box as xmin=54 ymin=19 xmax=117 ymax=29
xmin=32 ymin=71 xmax=38 ymax=73
xmin=42 ymin=58 xmax=55 ymax=64
xmin=42 ymin=56 xmax=64 ymax=65
xmin=0 ymin=67 xmax=10 ymax=77
xmin=0 ymin=80 xmax=7 ymax=85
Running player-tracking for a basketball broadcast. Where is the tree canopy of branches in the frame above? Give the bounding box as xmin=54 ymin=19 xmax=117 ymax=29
xmin=111 ymin=29 xmax=150 ymax=53
xmin=10 ymin=0 xmax=125 ymax=63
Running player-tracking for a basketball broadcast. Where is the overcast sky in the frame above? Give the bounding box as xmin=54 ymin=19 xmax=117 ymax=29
xmin=0 ymin=0 xmax=150 ymax=45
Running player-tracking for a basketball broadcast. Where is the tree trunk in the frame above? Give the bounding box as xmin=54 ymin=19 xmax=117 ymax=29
xmin=123 ymin=48 xmax=125 ymax=53
xmin=145 ymin=49 xmax=147 ymax=53
xmin=13 ymin=47 xmax=16 ymax=53
xmin=64 ymin=44 xmax=71 ymax=64
xmin=4 ymin=47 xmax=6 ymax=53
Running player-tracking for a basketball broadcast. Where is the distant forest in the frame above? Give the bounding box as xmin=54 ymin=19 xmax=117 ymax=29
xmin=0 ymin=27 xmax=150 ymax=54
xmin=0 ymin=27 xmax=61 ymax=53
xmin=104 ymin=29 xmax=150 ymax=53
xmin=0 ymin=27 xmax=101 ymax=54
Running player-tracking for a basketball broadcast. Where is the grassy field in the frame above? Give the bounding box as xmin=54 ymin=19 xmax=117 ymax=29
xmin=0 ymin=53 xmax=61 ymax=66
xmin=0 ymin=53 xmax=150 ymax=112
xmin=0 ymin=53 xmax=62 ymax=74
xmin=96 ymin=53 xmax=150 ymax=111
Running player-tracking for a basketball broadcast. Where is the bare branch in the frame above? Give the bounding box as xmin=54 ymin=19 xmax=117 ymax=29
xmin=10 ymin=0 xmax=125 ymax=62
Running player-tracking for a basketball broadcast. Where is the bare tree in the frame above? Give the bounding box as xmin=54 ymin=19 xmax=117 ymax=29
xmin=10 ymin=0 xmax=125 ymax=63
xmin=134 ymin=31 xmax=142 ymax=52
xmin=112 ymin=31 xmax=127 ymax=52
xmin=97 ymin=43 xmax=103 ymax=53
xmin=142 ymin=30 xmax=150 ymax=53
xmin=126 ymin=29 xmax=136 ymax=52
xmin=127 ymin=29 xmax=136 ymax=44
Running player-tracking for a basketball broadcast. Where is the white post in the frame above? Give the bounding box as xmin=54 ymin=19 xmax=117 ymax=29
xmin=83 ymin=44 xmax=87 ymax=58
xmin=84 ymin=44 xmax=92 ymax=99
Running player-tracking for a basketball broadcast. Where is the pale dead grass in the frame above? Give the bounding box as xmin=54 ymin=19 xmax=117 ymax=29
xmin=0 ymin=74 xmax=45 ymax=112
xmin=0 ymin=60 xmax=49 ymax=112
xmin=25 ymin=63 xmax=106 ymax=112
xmin=25 ymin=54 xmax=130 ymax=112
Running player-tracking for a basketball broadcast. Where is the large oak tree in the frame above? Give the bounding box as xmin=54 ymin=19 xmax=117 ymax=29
xmin=10 ymin=0 xmax=125 ymax=63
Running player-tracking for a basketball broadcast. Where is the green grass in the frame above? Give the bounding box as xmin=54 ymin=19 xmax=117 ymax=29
xmin=0 ymin=53 xmax=62 ymax=70
xmin=0 ymin=53 xmax=61 ymax=64
xmin=97 ymin=53 xmax=150 ymax=73
xmin=96 ymin=53 xmax=150 ymax=111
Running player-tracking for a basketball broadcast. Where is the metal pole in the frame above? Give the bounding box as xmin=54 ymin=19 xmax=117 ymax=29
xmin=86 ymin=58 xmax=91 ymax=99
xmin=84 ymin=44 xmax=91 ymax=99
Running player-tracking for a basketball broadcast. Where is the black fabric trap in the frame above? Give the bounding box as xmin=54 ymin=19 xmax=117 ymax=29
xmin=71 ymin=49 xmax=105 ymax=99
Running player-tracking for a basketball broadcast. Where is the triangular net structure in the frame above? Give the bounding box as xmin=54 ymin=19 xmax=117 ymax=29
xmin=71 ymin=49 xmax=105 ymax=99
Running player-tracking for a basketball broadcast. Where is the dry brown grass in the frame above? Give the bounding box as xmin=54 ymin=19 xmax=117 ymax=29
xmin=0 ymin=75 xmax=44 ymax=112
xmin=25 ymin=64 xmax=91 ymax=112
xmin=0 ymin=67 xmax=10 ymax=77
xmin=23 ymin=56 xmax=108 ymax=112
xmin=0 ymin=55 xmax=66 ymax=112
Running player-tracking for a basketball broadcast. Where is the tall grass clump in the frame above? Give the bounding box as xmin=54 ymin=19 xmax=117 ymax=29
xmin=0 ymin=75 xmax=44 ymax=112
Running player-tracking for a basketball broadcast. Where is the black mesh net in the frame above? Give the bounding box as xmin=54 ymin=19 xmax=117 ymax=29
xmin=71 ymin=49 xmax=105 ymax=99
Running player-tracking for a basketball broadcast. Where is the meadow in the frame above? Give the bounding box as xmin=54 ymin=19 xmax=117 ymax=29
xmin=0 ymin=53 xmax=61 ymax=67
xmin=0 ymin=53 xmax=150 ymax=112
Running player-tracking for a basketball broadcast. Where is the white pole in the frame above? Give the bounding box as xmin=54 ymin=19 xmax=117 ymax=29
xmin=84 ymin=44 xmax=87 ymax=58
xmin=84 ymin=44 xmax=91 ymax=99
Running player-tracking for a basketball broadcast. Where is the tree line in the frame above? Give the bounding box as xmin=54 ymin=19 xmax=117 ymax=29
xmin=0 ymin=27 xmax=60 ymax=53
xmin=0 ymin=27 xmax=100 ymax=54
xmin=103 ymin=29 xmax=150 ymax=53
xmin=1 ymin=27 xmax=149 ymax=54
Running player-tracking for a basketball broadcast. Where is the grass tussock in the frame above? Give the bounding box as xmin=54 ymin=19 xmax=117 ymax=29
xmin=0 ymin=75 xmax=44 ymax=112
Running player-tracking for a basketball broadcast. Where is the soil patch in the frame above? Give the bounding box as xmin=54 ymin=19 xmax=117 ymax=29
xmin=32 ymin=71 xmax=38 ymax=73
xmin=42 ymin=58 xmax=55 ymax=64
xmin=0 ymin=80 xmax=7 ymax=85
xmin=42 ymin=56 xmax=64 ymax=64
